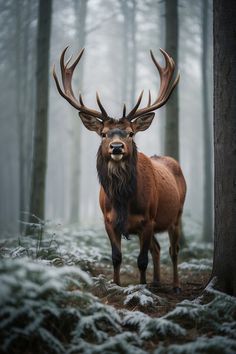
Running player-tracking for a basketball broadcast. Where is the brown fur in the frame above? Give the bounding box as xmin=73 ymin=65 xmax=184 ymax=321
xmin=53 ymin=46 xmax=185 ymax=290
xmin=100 ymin=153 xmax=186 ymax=235
xmin=99 ymin=143 xmax=186 ymax=288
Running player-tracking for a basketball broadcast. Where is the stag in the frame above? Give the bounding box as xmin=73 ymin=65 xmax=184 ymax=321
xmin=53 ymin=47 xmax=186 ymax=292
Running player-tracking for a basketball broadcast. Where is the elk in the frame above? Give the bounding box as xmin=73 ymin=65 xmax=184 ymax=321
xmin=53 ymin=47 xmax=186 ymax=292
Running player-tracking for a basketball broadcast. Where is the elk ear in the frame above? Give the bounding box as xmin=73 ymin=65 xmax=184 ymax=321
xmin=79 ymin=112 xmax=103 ymax=134
xmin=131 ymin=112 xmax=155 ymax=132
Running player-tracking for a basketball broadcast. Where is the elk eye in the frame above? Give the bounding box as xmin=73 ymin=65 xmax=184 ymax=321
xmin=129 ymin=132 xmax=134 ymax=137
xmin=101 ymin=132 xmax=106 ymax=138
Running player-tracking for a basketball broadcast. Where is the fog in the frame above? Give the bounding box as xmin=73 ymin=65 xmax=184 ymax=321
xmin=0 ymin=0 xmax=213 ymax=239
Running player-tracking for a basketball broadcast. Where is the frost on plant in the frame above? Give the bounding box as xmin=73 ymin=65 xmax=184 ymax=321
xmin=179 ymin=258 xmax=212 ymax=271
xmin=154 ymin=336 xmax=236 ymax=354
xmin=123 ymin=285 xmax=167 ymax=307
xmin=164 ymin=279 xmax=236 ymax=335
xmin=0 ymin=225 xmax=234 ymax=354
xmin=122 ymin=310 xmax=186 ymax=339
xmin=0 ymin=258 xmax=122 ymax=354
xmin=68 ymin=332 xmax=146 ymax=354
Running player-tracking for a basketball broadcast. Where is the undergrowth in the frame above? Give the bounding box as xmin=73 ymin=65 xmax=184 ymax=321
xmin=0 ymin=222 xmax=235 ymax=353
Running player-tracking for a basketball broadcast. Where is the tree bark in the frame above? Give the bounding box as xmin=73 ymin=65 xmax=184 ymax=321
xmin=69 ymin=0 xmax=88 ymax=224
xmin=15 ymin=1 xmax=25 ymax=230
xmin=15 ymin=0 xmax=32 ymax=232
xmin=212 ymin=0 xmax=236 ymax=295
xmin=164 ymin=0 xmax=186 ymax=247
xmin=119 ymin=0 xmax=129 ymax=104
xmin=202 ymin=0 xmax=213 ymax=242
xmin=164 ymin=0 xmax=179 ymax=161
xmin=29 ymin=0 xmax=52 ymax=222
xmin=130 ymin=0 xmax=137 ymax=108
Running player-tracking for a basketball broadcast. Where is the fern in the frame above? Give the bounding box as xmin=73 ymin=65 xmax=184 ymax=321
xmin=154 ymin=336 xmax=236 ymax=354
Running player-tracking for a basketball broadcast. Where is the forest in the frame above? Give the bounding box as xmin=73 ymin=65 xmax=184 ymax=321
xmin=0 ymin=0 xmax=236 ymax=353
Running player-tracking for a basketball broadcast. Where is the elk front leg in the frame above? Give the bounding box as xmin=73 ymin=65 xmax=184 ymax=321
xmin=150 ymin=236 xmax=161 ymax=286
xmin=168 ymin=221 xmax=181 ymax=293
xmin=105 ymin=222 xmax=122 ymax=286
xmin=138 ymin=223 xmax=153 ymax=284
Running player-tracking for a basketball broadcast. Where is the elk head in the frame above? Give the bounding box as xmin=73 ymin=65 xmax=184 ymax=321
xmin=53 ymin=47 xmax=180 ymax=165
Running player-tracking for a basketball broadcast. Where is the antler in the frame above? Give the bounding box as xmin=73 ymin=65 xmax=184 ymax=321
xmin=53 ymin=47 xmax=109 ymax=120
xmin=126 ymin=48 xmax=180 ymax=121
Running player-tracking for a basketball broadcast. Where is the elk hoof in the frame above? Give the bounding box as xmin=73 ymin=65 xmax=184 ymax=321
xmin=150 ymin=281 xmax=160 ymax=288
xmin=173 ymin=286 xmax=181 ymax=294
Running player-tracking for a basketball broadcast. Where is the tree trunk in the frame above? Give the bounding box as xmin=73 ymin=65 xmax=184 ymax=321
xmin=69 ymin=0 xmax=88 ymax=224
xmin=164 ymin=0 xmax=179 ymax=160
xmin=202 ymin=0 xmax=213 ymax=242
xmin=15 ymin=1 xmax=25 ymax=231
xmin=15 ymin=0 xmax=31 ymax=232
xmin=164 ymin=0 xmax=186 ymax=247
xmin=29 ymin=0 xmax=52 ymax=223
xmin=119 ymin=0 xmax=129 ymax=104
xmin=212 ymin=0 xmax=236 ymax=295
xmin=130 ymin=0 xmax=137 ymax=108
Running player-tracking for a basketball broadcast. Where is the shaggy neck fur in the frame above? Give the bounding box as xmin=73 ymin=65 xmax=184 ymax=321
xmin=97 ymin=142 xmax=137 ymax=237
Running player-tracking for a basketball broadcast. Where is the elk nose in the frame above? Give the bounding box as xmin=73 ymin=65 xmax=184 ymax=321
xmin=110 ymin=142 xmax=124 ymax=154
xmin=110 ymin=142 xmax=124 ymax=149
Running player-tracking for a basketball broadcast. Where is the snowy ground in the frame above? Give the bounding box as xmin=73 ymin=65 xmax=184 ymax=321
xmin=0 ymin=223 xmax=236 ymax=354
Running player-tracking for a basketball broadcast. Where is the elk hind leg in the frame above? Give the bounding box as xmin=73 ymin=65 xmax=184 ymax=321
xmin=168 ymin=220 xmax=181 ymax=293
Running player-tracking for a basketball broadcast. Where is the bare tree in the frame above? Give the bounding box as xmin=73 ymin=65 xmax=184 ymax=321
xmin=69 ymin=0 xmax=88 ymax=224
xmin=202 ymin=0 xmax=213 ymax=242
xmin=119 ymin=0 xmax=129 ymax=104
xmin=130 ymin=0 xmax=137 ymax=107
xmin=15 ymin=0 xmax=33 ymax=231
xmin=29 ymin=0 xmax=52 ymax=222
xmin=212 ymin=0 xmax=236 ymax=295
xmin=164 ymin=0 xmax=179 ymax=160
xmin=119 ymin=0 xmax=137 ymax=107
xmin=164 ymin=0 xmax=186 ymax=246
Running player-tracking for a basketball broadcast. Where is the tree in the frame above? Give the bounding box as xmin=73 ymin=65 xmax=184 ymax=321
xmin=15 ymin=0 xmax=33 ymax=232
xmin=119 ymin=0 xmax=138 ymax=107
xmin=164 ymin=0 xmax=179 ymax=160
xmin=212 ymin=0 xmax=236 ymax=295
xmin=69 ymin=0 xmax=88 ymax=224
xmin=28 ymin=0 xmax=52 ymax=222
xmin=119 ymin=0 xmax=130 ymax=104
xmin=164 ymin=0 xmax=186 ymax=246
xmin=202 ymin=0 xmax=213 ymax=242
xmin=129 ymin=0 xmax=137 ymax=107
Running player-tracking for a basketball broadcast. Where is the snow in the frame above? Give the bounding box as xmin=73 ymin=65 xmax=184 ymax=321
xmin=123 ymin=286 xmax=167 ymax=307
xmin=154 ymin=336 xmax=236 ymax=354
xmin=179 ymin=258 xmax=212 ymax=271
xmin=0 ymin=225 xmax=234 ymax=353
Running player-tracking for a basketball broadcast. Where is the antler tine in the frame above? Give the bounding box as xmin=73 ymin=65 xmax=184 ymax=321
xmin=96 ymin=92 xmax=108 ymax=119
xmin=60 ymin=47 xmax=84 ymax=99
xmin=70 ymin=48 xmax=85 ymax=72
xmin=126 ymin=90 xmax=144 ymax=121
xmin=151 ymin=48 xmax=175 ymax=104
xmin=125 ymin=49 xmax=180 ymax=120
xmin=122 ymin=104 xmax=126 ymax=118
xmin=53 ymin=64 xmax=82 ymax=111
xmin=53 ymin=47 xmax=109 ymax=120
xmin=150 ymin=49 xmax=162 ymax=72
xmin=148 ymin=90 xmax=151 ymax=107
xmin=65 ymin=54 xmax=73 ymax=68
xmin=79 ymin=93 xmax=84 ymax=106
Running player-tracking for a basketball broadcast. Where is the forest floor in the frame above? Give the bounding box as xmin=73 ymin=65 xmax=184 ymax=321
xmin=0 ymin=223 xmax=236 ymax=354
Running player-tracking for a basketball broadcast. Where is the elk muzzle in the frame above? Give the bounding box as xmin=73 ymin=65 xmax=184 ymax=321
xmin=109 ymin=142 xmax=125 ymax=161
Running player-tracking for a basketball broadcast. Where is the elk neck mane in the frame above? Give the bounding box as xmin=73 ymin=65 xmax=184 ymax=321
xmin=97 ymin=142 xmax=137 ymax=237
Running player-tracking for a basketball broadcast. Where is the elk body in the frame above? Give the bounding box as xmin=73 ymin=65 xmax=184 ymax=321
xmin=53 ymin=47 xmax=186 ymax=292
